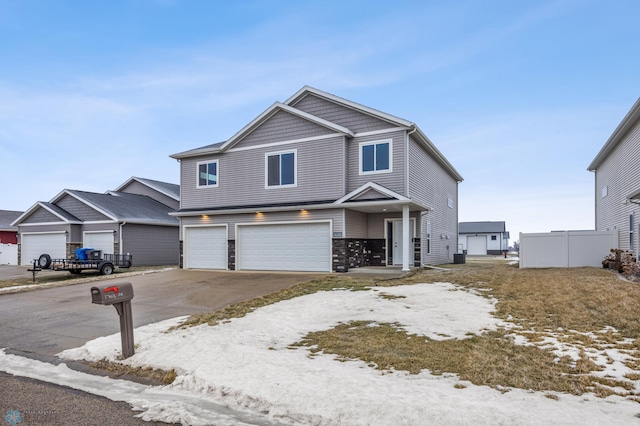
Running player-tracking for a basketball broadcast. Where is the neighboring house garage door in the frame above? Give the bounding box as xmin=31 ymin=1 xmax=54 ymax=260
xmin=237 ymin=222 xmax=331 ymax=272
xmin=83 ymin=232 xmax=115 ymax=255
xmin=184 ymin=226 xmax=227 ymax=269
xmin=21 ymin=233 xmax=66 ymax=265
xmin=467 ymin=236 xmax=487 ymax=255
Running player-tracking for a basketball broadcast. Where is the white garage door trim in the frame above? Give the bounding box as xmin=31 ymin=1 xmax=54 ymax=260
xmin=184 ymin=225 xmax=228 ymax=270
xmin=83 ymin=231 xmax=115 ymax=255
xmin=467 ymin=235 xmax=488 ymax=255
xmin=21 ymin=232 xmax=66 ymax=266
xmin=236 ymin=221 xmax=332 ymax=272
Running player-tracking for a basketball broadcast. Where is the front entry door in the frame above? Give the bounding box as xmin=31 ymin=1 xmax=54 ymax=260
xmin=387 ymin=219 xmax=415 ymax=266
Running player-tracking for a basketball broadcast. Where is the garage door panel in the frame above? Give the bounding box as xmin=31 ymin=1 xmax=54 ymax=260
xmin=83 ymin=232 xmax=114 ymax=255
xmin=467 ymin=236 xmax=487 ymax=255
xmin=21 ymin=233 xmax=66 ymax=265
xmin=238 ymin=223 xmax=330 ymax=272
xmin=185 ymin=226 xmax=227 ymax=269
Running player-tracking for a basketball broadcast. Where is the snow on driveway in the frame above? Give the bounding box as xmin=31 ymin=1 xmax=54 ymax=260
xmin=3 ymin=282 xmax=640 ymax=425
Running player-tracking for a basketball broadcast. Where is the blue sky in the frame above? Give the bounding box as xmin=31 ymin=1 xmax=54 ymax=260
xmin=1 ymin=0 xmax=639 ymax=242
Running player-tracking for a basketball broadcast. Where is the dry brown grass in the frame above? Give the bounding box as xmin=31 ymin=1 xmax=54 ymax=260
xmin=290 ymin=321 xmax=632 ymax=397
xmin=177 ymin=259 xmax=640 ymax=399
xmin=87 ymin=358 xmax=177 ymax=384
xmin=396 ymin=261 xmax=640 ymax=339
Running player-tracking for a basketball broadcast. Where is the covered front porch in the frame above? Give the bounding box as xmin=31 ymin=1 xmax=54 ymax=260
xmin=332 ymin=182 xmax=430 ymax=273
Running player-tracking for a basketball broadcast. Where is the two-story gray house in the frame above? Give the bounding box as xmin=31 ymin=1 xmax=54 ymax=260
xmin=588 ymin=97 xmax=640 ymax=255
xmin=171 ymin=86 xmax=463 ymax=272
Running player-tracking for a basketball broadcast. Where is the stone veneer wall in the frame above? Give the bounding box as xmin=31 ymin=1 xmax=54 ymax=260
xmin=228 ymin=240 xmax=236 ymax=270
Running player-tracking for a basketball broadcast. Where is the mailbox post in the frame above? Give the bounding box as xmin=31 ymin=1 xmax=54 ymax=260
xmin=91 ymin=282 xmax=135 ymax=359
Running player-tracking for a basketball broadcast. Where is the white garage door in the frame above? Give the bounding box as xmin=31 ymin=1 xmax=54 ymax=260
xmin=185 ymin=226 xmax=227 ymax=269
xmin=467 ymin=236 xmax=487 ymax=255
xmin=21 ymin=233 xmax=66 ymax=265
xmin=83 ymin=232 xmax=114 ymax=255
xmin=237 ymin=222 xmax=331 ymax=272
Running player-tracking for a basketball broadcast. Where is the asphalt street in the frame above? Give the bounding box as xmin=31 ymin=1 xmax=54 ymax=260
xmin=0 ymin=267 xmax=329 ymax=425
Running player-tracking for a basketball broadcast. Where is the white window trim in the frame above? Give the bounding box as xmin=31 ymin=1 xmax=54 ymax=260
xmin=265 ymin=149 xmax=298 ymax=189
xmin=426 ymin=221 xmax=431 ymax=255
xmin=196 ymin=159 xmax=219 ymax=189
xmin=359 ymin=139 xmax=393 ymax=175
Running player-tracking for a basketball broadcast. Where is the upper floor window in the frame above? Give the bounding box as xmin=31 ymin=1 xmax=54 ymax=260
xmin=197 ymin=160 xmax=219 ymax=188
xmin=266 ymin=150 xmax=296 ymax=188
xmin=359 ymin=140 xmax=392 ymax=175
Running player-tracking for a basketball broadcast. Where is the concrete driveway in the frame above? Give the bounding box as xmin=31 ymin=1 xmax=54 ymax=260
xmin=0 ymin=268 xmax=328 ymax=356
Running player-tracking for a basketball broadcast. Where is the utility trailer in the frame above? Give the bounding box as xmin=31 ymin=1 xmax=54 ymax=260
xmin=36 ymin=250 xmax=133 ymax=276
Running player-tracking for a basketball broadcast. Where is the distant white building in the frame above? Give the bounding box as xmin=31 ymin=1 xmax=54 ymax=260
xmin=458 ymin=221 xmax=509 ymax=255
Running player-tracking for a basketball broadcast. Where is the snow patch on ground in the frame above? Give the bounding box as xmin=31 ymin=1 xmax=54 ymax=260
xmin=3 ymin=282 xmax=640 ymax=425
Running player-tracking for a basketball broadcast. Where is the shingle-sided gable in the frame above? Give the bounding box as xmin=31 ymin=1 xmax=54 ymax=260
xmin=56 ymin=193 xmax=113 ymax=221
xmin=290 ymin=93 xmax=396 ymax=134
xmin=233 ymin=108 xmax=338 ymax=149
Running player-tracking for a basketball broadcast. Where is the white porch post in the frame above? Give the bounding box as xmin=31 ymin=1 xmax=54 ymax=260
xmin=402 ymin=205 xmax=410 ymax=272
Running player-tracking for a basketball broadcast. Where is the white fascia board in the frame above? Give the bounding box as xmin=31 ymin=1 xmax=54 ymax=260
xmin=334 ymin=182 xmax=410 ymax=205
xmin=285 ymin=86 xmax=414 ymax=128
xmin=170 ymin=202 xmax=341 ymax=217
xmin=588 ymin=97 xmax=640 ymax=171
xmin=412 ymin=126 xmax=464 ymax=182
xmin=11 ymin=202 xmax=79 ymax=226
xmin=113 ymin=177 xmax=180 ymax=201
xmin=220 ymin=102 xmax=353 ymax=152
xmin=62 ymin=190 xmax=118 ymax=221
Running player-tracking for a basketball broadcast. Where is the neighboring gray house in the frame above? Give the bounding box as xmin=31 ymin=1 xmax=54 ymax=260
xmin=171 ymin=86 xmax=463 ymax=272
xmin=12 ymin=177 xmax=180 ymax=266
xmin=588 ymin=97 xmax=640 ymax=255
xmin=458 ymin=221 xmax=509 ymax=255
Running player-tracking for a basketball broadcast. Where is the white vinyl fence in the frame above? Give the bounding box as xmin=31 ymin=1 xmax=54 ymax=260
xmin=0 ymin=243 xmax=18 ymax=265
xmin=519 ymin=230 xmax=618 ymax=268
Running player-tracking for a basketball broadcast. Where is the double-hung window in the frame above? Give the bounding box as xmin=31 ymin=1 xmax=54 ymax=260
xmin=359 ymin=140 xmax=392 ymax=174
xmin=197 ymin=160 xmax=219 ymax=188
xmin=266 ymin=150 xmax=296 ymax=188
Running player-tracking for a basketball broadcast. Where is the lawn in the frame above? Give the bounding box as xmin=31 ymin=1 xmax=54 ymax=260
xmin=183 ymin=258 xmax=640 ymax=400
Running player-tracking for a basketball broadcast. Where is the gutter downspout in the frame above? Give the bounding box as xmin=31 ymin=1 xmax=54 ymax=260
xmin=119 ymin=222 xmax=126 ymax=255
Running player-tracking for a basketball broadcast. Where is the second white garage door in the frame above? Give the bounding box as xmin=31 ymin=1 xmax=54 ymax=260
xmin=467 ymin=236 xmax=488 ymax=255
xmin=237 ymin=222 xmax=331 ymax=272
xmin=184 ymin=226 xmax=227 ymax=269
xmin=83 ymin=232 xmax=115 ymax=255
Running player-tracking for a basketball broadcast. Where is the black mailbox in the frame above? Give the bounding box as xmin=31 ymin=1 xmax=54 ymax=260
xmin=91 ymin=283 xmax=134 ymax=305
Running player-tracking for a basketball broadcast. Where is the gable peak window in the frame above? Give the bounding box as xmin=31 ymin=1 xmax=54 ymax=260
xmin=197 ymin=160 xmax=219 ymax=188
xmin=266 ymin=150 xmax=297 ymax=188
xmin=360 ymin=140 xmax=392 ymax=175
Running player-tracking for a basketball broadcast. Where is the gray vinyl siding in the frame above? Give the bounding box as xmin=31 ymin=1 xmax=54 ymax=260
xmin=352 ymin=189 xmax=393 ymax=201
xmin=119 ymin=181 xmax=179 ymax=209
xmin=180 ymin=136 xmax=345 ymax=210
xmin=121 ymin=224 xmax=179 ymax=265
xmin=347 ymin=130 xmax=407 ymax=194
xmin=408 ymin=136 xmax=459 ymax=265
xmin=291 ymin=94 xmax=393 ymax=133
xmin=234 ymin=109 xmax=335 ymax=148
xmin=344 ymin=209 xmax=368 ymax=238
xmin=180 ymin=209 xmax=344 ymax=240
xmin=366 ymin=212 xmax=422 ymax=239
xmin=56 ymin=195 xmax=111 ymax=221
xmin=594 ymin=118 xmax=640 ymax=253
xmin=21 ymin=208 xmax=61 ymax=224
